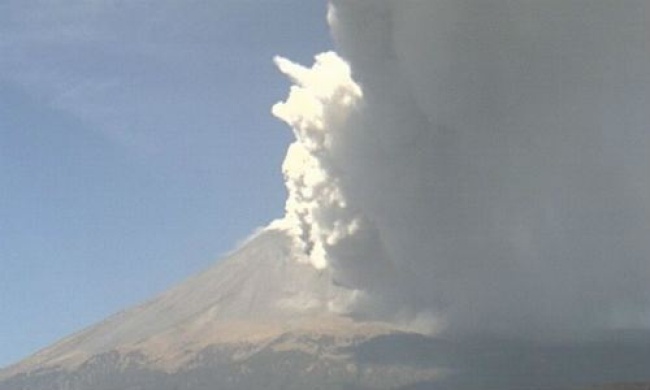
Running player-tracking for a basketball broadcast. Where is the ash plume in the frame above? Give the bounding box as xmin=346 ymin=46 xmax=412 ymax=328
xmin=273 ymin=0 xmax=650 ymax=339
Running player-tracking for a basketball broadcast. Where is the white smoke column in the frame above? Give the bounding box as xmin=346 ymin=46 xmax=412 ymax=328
xmin=272 ymin=52 xmax=421 ymax=323
xmin=271 ymin=53 xmax=363 ymax=266
xmin=275 ymin=0 xmax=650 ymax=339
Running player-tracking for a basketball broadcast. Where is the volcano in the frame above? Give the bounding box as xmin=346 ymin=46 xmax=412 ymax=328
xmin=3 ymin=1 xmax=650 ymax=389
xmin=0 ymin=228 xmax=441 ymax=390
xmin=2 ymin=227 xmax=650 ymax=390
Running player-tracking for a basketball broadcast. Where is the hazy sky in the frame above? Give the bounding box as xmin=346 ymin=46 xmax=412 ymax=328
xmin=0 ymin=0 xmax=330 ymax=367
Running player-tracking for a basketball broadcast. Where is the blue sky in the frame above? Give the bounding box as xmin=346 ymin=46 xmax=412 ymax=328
xmin=0 ymin=0 xmax=330 ymax=368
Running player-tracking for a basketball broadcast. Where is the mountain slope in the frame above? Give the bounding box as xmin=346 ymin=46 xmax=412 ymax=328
xmin=0 ymin=228 xmax=440 ymax=390
xmin=2 ymin=228 xmax=650 ymax=390
xmin=0 ymin=228 xmax=373 ymax=375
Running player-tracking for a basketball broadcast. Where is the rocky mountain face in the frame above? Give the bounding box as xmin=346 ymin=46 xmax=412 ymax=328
xmin=1 ymin=228 xmax=650 ymax=390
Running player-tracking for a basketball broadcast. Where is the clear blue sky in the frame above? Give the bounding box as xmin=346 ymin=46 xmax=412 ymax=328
xmin=0 ymin=1 xmax=331 ymax=368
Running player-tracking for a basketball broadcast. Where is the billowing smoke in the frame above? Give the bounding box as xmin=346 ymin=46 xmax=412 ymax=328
xmin=273 ymin=0 xmax=650 ymax=339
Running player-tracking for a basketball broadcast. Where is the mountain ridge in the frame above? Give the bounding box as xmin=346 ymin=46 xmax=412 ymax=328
xmin=3 ymin=227 xmax=650 ymax=390
xmin=0 ymin=228 xmax=394 ymax=378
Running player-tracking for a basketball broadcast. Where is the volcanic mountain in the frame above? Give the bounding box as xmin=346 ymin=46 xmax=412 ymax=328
xmin=0 ymin=228 xmax=441 ymax=390
xmin=3 ymin=0 xmax=650 ymax=388
xmin=2 ymin=227 xmax=650 ymax=390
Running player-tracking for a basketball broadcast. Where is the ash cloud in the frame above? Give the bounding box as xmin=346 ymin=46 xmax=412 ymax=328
xmin=274 ymin=0 xmax=650 ymax=339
